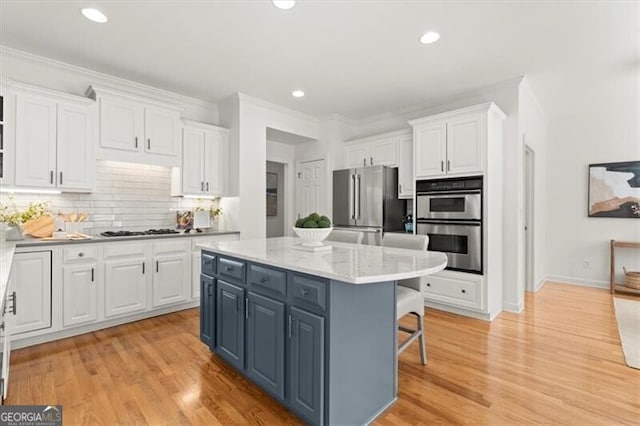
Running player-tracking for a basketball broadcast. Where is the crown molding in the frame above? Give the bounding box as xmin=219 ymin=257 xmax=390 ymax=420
xmin=1 ymin=77 xmax=94 ymax=105
xmin=236 ymin=92 xmax=320 ymax=125
xmin=182 ymin=118 xmax=229 ymax=133
xmin=0 ymin=45 xmax=217 ymax=111
xmin=408 ymin=102 xmax=506 ymax=127
xmin=346 ymin=127 xmax=411 ymax=144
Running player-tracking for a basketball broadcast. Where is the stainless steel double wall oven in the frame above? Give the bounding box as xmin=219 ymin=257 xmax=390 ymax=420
xmin=416 ymin=176 xmax=483 ymax=274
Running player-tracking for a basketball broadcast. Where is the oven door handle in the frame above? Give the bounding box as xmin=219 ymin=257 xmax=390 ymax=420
xmin=416 ymin=220 xmax=481 ymax=226
xmin=416 ymin=189 xmax=482 ymax=196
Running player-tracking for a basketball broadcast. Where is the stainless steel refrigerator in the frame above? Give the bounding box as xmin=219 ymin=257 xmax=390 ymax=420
xmin=332 ymin=165 xmax=405 ymax=245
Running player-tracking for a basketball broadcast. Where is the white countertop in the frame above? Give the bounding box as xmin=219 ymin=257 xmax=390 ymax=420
xmin=197 ymin=236 xmax=448 ymax=284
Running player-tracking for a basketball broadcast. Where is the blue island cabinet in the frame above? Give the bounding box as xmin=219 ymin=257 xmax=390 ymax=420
xmin=200 ymin=251 xmax=397 ymax=425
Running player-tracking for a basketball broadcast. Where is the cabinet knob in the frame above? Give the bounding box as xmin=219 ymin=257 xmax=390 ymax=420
xmin=300 ymin=288 xmax=309 ymax=296
xmin=78 ymin=252 xmax=85 ymax=257
xmin=426 ymin=283 xmax=431 ymax=287
xmin=260 ymin=277 xmax=269 ymax=284
xmin=461 ymin=289 xmax=466 ymax=294
xmin=225 ymin=267 xmax=233 ymax=272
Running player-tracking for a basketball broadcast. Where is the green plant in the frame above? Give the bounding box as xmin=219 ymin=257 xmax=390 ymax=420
xmin=194 ymin=199 xmax=223 ymax=219
xmin=0 ymin=195 xmax=51 ymax=226
xmin=295 ymin=213 xmax=331 ymax=229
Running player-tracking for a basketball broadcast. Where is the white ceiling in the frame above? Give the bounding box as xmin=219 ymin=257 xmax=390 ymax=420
xmin=0 ymin=1 xmax=637 ymax=120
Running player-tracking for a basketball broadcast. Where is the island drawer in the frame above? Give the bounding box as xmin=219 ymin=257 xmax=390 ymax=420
xmin=201 ymin=253 xmax=217 ymax=276
xmin=248 ymin=264 xmax=287 ymax=299
xmin=63 ymin=246 xmax=99 ymax=263
xmin=289 ymin=273 xmax=327 ymax=313
xmin=218 ymin=257 xmax=246 ymax=284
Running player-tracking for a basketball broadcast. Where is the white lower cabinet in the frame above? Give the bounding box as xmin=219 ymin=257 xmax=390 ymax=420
xmin=423 ymin=270 xmax=483 ymax=311
xmin=63 ymin=263 xmax=98 ymax=327
xmin=8 ymin=251 xmax=52 ymax=336
xmin=192 ymin=251 xmax=201 ymax=299
xmin=104 ymin=244 xmax=149 ymax=318
xmin=152 ymin=240 xmax=190 ymax=307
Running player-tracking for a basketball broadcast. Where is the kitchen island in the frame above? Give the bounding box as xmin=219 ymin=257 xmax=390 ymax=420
xmin=197 ymin=236 xmax=447 ymax=425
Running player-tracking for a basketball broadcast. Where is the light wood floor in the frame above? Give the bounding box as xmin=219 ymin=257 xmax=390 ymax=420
xmin=7 ymin=282 xmax=640 ymax=424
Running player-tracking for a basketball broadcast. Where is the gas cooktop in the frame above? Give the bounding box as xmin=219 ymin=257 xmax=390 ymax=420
xmin=100 ymin=229 xmax=180 ymax=237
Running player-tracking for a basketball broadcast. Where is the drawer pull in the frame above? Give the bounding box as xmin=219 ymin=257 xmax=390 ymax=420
xmin=426 ymin=283 xmax=431 ymax=287
xmin=225 ymin=267 xmax=233 ymax=272
xmin=259 ymin=277 xmax=269 ymax=284
xmin=300 ymin=288 xmax=309 ymax=296
xmin=78 ymin=252 xmax=85 ymax=257
xmin=91 ymin=267 xmax=95 ymax=282
xmin=204 ymin=260 xmax=212 ymax=265
xmin=461 ymin=289 xmax=466 ymax=294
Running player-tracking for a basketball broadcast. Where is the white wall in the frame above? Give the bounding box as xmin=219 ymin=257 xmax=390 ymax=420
xmin=545 ymin=63 xmax=640 ymax=287
xmin=518 ymin=78 xmax=549 ymax=293
xmin=220 ymin=93 xmax=320 ymax=240
xmin=267 ymin=140 xmax=296 ymax=236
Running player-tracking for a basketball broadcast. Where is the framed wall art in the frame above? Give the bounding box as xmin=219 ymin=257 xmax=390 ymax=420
xmin=588 ymin=161 xmax=640 ymax=218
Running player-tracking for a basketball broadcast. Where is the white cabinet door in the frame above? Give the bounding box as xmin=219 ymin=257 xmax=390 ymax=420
xmin=152 ymin=253 xmax=189 ymax=307
xmin=104 ymin=257 xmax=148 ymax=317
xmin=144 ymin=106 xmax=179 ymax=157
xmin=57 ymin=103 xmax=95 ymax=191
xmin=99 ymin=96 xmax=143 ymax=152
xmin=397 ymin=134 xmax=414 ymax=199
xmin=63 ymin=262 xmax=98 ymax=327
xmin=182 ymin=127 xmax=205 ymax=194
xmin=204 ymin=130 xmax=228 ymax=195
xmin=192 ymin=251 xmax=201 ymax=299
xmin=344 ymin=143 xmax=369 ymax=168
xmin=414 ymin=122 xmax=447 ymax=178
xmin=446 ymin=114 xmax=483 ymax=175
xmin=15 ymin=95 xmax=57 ymax=188
xmin=370 ymin=138 xmax=397 ymax=167
xmin=9 ymin=251 xmax=52 ymax=335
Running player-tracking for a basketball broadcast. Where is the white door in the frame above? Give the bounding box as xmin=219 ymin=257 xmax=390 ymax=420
xmin=104 ymin=257 xmax=148 ymax=317
xmin=153 ymin=254 xmax=189 ymax=307
xmin=182 ymin=127 xmax=205 ymax=194
xmin=446 ymin=114 xmax=483 ymax=175
xmin=370 ymin=138 xmax=398 ymax=167
xmin=99 ymin=96 xmax=143 ymax=152
xmin=63 ymin=263 xmax=98 ymax=327
xmin=15 ymin=94 xmax=57 ymax=188
xmin=9 ymin=251 xmax=52 ymax=335
xmin=414 ymin=122 xmax=446 ymax=178
xmin=144 ymin=106 xmax=179 ymax=157
xmin=297 ymin=159 xmax=326 ymax=218
xmin=344 ymin=143 xmax=369 ymax=168
xmin=397 ymin=133 xmax=414 ymax=199
xmin=57 ymin=102 xmax=95 ymax=191
xmin=204 ymin=130 xmax=228 ymax=195
xmin=192 ymin=251 xmax=201 ymax=299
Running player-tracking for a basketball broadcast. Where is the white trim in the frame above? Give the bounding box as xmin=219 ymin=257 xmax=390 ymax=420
xmin=533 ymin=278 xmax=546 ymax=292
xmin=503 ymin=301 xmax=524 ymax=313
xmin=236 ymin=92 xmax=320 ymax=125
xmin=0 ymin=45 xmax=216 ymax=110
xmin=87 ymin=84 xmax=183 ymax=111
xmin=545 ymin=275 xmax=609 ymax=289
xmin=408 ymin=102 xmax=506 ymax=127
xmin=1 ymin=77 xmax=94 ymax=105
xmin=182 ymin=119 xmax=229 ymax=133
xmin=424 ymin=300 xmax=494 ymax=322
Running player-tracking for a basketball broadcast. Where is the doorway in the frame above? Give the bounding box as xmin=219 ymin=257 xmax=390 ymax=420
xmin=266 ymin=161 xmax=286 ymax=238
xmin=296 ymin=159 xmax=327 ymax=219
xmin=524 ymin=144 xmax=535 ymax=292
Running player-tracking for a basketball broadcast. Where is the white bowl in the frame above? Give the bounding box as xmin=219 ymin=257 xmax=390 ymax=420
xmin=293 ymin=227 xmax=333 ymax=247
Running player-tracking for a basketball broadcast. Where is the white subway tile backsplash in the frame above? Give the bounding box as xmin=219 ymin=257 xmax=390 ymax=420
xmin=1 ymin=160 xmax=220 ymax=234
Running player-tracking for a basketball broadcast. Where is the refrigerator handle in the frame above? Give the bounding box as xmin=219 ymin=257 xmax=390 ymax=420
xmin=356 ymin=174 xmax=361 ymax=220
xmin=349 ymin=174 xmax=355 ymax=220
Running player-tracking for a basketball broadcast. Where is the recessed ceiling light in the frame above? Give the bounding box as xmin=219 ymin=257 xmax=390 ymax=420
xmin=81 ymin=8 xmax=108 ymax=23
xmin=273 ymin=1 xmax=296 ymax=10
xmin=292 ymin=90 xmax=305 ymax=98
xmin=419 ymin=31 xmax=440 ymax=44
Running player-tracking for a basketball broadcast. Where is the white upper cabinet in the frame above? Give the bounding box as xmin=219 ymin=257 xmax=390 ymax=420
xmin=410 ymin=103 xmax=505 ymax=179
xmin=397 ymin=131 xmax=414 ymax=199
xmin=15 ymin=94 xmax=57 ymax=188
xmin=99 ymin=96 xmax=143 ymax=152
xmin=88 ymin=85 xmax=182 ymax=167
xmin=172 ymin=120 xmax=229 ymax=197
xmin=344 ymin=133 xmax=398 ymax=168
xmin=14 ymin=89 xmax=95 ymax=192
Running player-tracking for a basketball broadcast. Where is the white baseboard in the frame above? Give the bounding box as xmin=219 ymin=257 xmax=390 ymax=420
xmin=503 ymin=301 xmax=524 ymax=313
xmin=545 ymin=275 xmax=609 ymax=289
xmin=533 ymin=278 xmax=546 ymax=292
xmin=424 ymin=300 xmax=493 ymax=321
